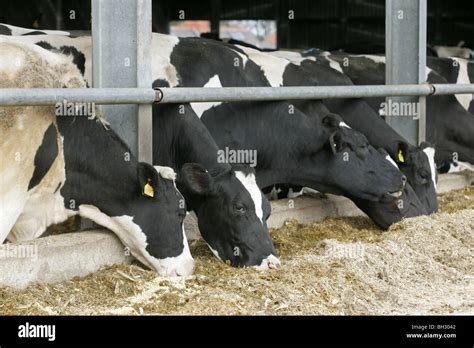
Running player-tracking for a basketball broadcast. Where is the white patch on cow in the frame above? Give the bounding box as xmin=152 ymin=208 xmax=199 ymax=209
xmin=78 ymin=205 xmax=194 ymax=277
xmin=452 ymin=58 xmax=473 ymax=110
xmin=448 ymin=161 xmax=474 ymax=173
xmin=268 ymin=50 xmax=316 ymax=66
xmin=7 ymin=133 xmax=71 ymax=243
xmin=268 ymin=50 xmax=302 ymax=61
xmin=425 ymin=66 xmax=433 ymax=81
xmin=254 ymin=254 xmax=281 ymax=270
xmin=339 ymin=121 xmax=351 ymax=128
xmin=237 ymin=45 xmax=289 ymax=86
xmin=320 ymin=51 xmax=343 ymax=73
xmin=5 ymin=35 xmax=93 ymax=83
xmin=154 ymin=166 xmax=176 ymax=181
xmin=151 ymin=33 xmax=180 ymax=87
xmin=190 ymin=74 xmax=223 ymax=118
xmin=434 ymin=45 xmax=472 ymax=59
xmin=356 ymin=54 xmax=386 ymax=65
xmin=235 ymin=171 xmax=264 ymax=224
xmin=231 ymin=48 xmax=248 ymax=68
xmin=385 ymin=155 xmax=399 ymax=168
xmin=208 ymin=245 xmax=222 ymax=261
xmin=287 ymin=187 xmax=304 ymax=199
xmin=0 ymin=186 xmax=27 ymax=243
xmin=422 ymin=147 xmax=438 ymax=192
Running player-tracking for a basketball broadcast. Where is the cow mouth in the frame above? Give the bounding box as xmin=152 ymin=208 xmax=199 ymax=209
xmin=388 ymin=190 xmax=403 ymax=198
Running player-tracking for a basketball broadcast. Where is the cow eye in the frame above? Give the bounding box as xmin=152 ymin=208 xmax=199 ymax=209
xmin=235 ymin=206 xmax=246 ymax=214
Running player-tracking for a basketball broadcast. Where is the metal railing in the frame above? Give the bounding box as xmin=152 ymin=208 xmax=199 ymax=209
xmin=1 ymin=83 xmax=473 ymax=106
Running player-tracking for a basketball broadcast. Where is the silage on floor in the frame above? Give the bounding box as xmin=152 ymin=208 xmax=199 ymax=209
xmin=0 ymin=186 xmax=472 ymax=315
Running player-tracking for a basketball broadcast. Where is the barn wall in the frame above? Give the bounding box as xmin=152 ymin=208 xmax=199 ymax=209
xmin=0 ymin=0 xmax=473 ymax=49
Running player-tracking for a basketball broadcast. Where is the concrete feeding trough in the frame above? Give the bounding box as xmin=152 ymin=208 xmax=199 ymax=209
xmin=0 ymin=173 xmax=472 ymax=289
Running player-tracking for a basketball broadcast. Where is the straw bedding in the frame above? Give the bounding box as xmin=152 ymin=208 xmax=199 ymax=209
xmin=0 ymin=186 xmax=472 ymax=315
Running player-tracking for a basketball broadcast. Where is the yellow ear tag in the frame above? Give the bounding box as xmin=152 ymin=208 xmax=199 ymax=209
xmin=143 ymin=182 xmax=154 ymax=198
xmin=398 ymin=150 xmax=405 ymax=163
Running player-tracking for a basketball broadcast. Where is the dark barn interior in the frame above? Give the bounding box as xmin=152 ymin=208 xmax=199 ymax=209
xmin=1 ymin=0 xmax=473 ymax=50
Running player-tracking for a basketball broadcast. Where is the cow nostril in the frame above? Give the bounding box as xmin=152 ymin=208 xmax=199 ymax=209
xmin=401 ymin=175 xmax=407 ymax=187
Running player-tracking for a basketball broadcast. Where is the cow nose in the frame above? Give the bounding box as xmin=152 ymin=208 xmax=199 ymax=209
xmin=175 ymin=257 xmax=195 ymax=277
xmin=401 ymin=175 xmax=407 ymax=187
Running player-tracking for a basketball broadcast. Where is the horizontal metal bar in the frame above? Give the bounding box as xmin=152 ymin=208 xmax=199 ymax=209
xmin=157 ymin=84 xmax=474 ymax=103
xmin=0 ymin=84 xmax=473 ymax=106
xmin=0 ymin=88 xmax=157 ymax=106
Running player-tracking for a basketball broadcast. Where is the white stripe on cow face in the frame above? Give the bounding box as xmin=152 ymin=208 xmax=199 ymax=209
xmin=190 ymin=74 xmax=223 ymax=118
xmin=453 ymin=58 xmax=472 ymax=110
xmin=422 ymin=147 xmax=438 ymax=192
xmin=339 ymin=121 xmax=351 ymax=128
xmin=237 ymin=45 xmax=290 ymax=86
xmin=385 ymin=154 xmax=399 ymax=168
xmin=235 ymin=171 xmax=264 ymax=224
xmin=77 ymin=204 xmax=194 ymax=277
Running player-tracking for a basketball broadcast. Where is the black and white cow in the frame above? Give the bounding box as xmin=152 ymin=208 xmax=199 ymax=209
xmin=2 ymin=32 xmax=280 ymax=269
xmin=239 ymin=46 xmax=437 ymax=214
xmin=152 ymin=103 xmax=278 ymax=267
xmin=312 ymin=52 xmax=474 ymax=172
xmin=6 ymin=31 xmax=424 ymax=230
xmin=425 ymin=56 xmax=474 ymax=113
xmin=0 ymin=38 xmax=194 ymax=277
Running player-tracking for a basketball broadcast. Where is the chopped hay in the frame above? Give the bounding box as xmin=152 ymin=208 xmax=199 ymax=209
xmin=0 ymin=186 xmax=472 ymax=315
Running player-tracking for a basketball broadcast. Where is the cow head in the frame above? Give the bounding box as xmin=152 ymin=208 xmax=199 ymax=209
xmin=177 ymin=163 xmax=280 ymax=269
xmin=349 ymin=148 xmax=428 ymax=229
xmin=76 ymin=162 xmax=194 ymax=277
xmin=316 ymin=114 xmax=406 ymax=202
xmin=392 ymin=141 xmax=438 ymax=214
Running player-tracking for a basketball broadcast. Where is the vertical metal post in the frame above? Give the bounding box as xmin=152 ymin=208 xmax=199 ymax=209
xmin=385 ymin=0 xmax=427 ymax=145
xmin=92 ymin=0 xmax=153 ymax=162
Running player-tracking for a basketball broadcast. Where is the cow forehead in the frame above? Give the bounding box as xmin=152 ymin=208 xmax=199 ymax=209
xmin=234 ymin=171 xmax=264 ymax=224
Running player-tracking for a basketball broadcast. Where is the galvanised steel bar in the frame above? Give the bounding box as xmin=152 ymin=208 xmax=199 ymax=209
xmin=386 ymin=0 xmax=428 ymax=145
xmin=92 ymin=0 xmax=153 ymax=161
xmin=1 ymin=83 xmax=473 ymax=106
xmin=0 ymin=88 xmax=157 ymax=106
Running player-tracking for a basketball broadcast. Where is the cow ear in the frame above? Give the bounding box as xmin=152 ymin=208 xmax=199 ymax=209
xmin=178 ymin=163 xmax=214 ymax=196
xmin=322 ymin=113 xmax=343 ymax=129
xmin=138 ymin=162 xmax=159 ymax=198
xmin=419 ymin=141 xmax=433 ymax=150
xmin=328 ymin=130 xmax=346 ymax=154
xmin=396 ymin=142 xmax=410 ymax=164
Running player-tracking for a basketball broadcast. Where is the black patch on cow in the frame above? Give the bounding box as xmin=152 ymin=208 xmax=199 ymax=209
xmin=28 ymin=123 xmax=58 ymax=190
xmin=152 ymin=79 xmax=170 ymax=88
xmin=22 ymin=31 xmax=46 ymax=36
xmin=54 ymin=182 xmax=62 ymax=193
xmin=35 ymin=41 xmax=54 ymax=50
xmin=59 ymin=45 xmax=86 ymax=76
xmin=34 ymin=42 xmax=86 ymax=76
xmin=0 ymin=25 xmax=12 ymax=35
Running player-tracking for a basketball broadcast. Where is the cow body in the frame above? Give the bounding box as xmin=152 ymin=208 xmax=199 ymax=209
xmin=1 ymin=38 xmax=194 ymax=277
xmin=313 ymin=53 xmax=474 ymax=170
xmin=2 ymin=31 xmax=280 ymax=269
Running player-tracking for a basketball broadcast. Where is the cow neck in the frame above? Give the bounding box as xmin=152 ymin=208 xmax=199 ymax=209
xmin=153 ymin=104 xmax=231 ymax=177
xmin=58 ymin=117 xmax=138 ymax=204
